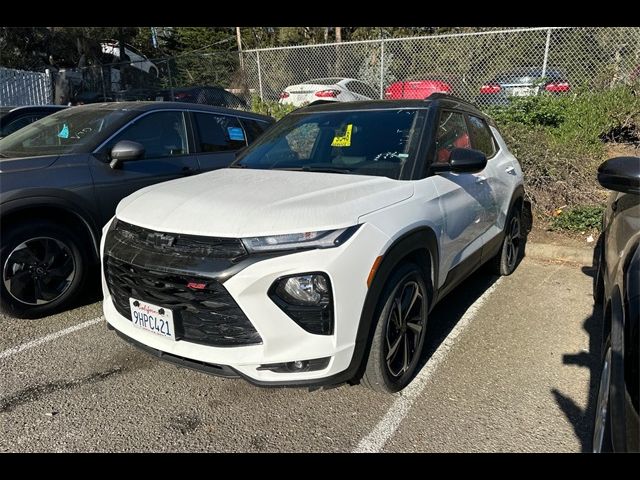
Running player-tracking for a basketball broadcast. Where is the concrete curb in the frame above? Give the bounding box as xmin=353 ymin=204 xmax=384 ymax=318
xmin=525 ymin=241 xmax=594 ymax=266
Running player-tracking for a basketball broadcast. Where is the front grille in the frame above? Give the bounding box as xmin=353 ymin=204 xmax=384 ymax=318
xmin=112 ymin=220 xmax=247 ymax=261
xmin=105 ymin=256 xmax=262 ymax=347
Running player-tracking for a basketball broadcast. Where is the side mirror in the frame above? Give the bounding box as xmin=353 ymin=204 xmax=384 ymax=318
xmin=433 ymin=148 xmax=487 ymax=174
xmin=110 ymin=140 xmax=145 ymax=169
xmin=597 ymin=156 xmax=640 ymax=195
xmin=449 ymin=148 xmax=487 ymax=173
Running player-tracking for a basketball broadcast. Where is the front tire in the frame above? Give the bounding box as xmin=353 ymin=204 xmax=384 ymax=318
xmin=592 ymin=335 xmax=613 ymax=452
xmin=593 ymin=234 xmax=605 ymax=304
xmin=361 ymin=262 xmax=429 ymax=394
xmin=1 ymin=220 xmax=88 ymax=318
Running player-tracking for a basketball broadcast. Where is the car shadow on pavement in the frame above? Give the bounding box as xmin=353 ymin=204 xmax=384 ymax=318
xmin=551 ymin=265 xmax=603 ymax=453
xmin=417 ymin=266 xmax=500 ymax=371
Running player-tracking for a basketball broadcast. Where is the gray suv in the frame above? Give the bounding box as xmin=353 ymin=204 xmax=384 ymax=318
xmin=0 ymin=102 xmax=273 ymax=318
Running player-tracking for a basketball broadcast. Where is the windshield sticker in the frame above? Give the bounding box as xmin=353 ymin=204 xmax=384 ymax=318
xmin=57 ymin=123 xmax=69 ymax=139
xmin=331 ymin=124 xmax=353 ymax=147
xmin=227 ymin=126 xmax=245 ymax=141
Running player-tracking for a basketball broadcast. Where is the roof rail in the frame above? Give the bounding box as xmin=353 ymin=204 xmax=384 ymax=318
xmin=427 ymin=92 xmax=478 ymax=108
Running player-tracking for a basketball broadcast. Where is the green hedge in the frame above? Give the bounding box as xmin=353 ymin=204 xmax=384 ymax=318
xmin=489 ymin=85 xmax=639 ymax=230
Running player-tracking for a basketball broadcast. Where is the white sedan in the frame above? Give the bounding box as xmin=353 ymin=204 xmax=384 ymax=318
xmin=279 ymin=77 xmax=378 ymax=106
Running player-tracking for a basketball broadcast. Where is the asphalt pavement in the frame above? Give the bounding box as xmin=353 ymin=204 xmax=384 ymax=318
xmin=0 ymin=252 xmax=600 ymax=452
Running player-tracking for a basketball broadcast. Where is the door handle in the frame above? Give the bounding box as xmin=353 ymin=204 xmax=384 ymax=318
xmin=505 ymin=166 xmax=516 ymax=175
xmin=476 ymin=176 xmax=487 ymax=183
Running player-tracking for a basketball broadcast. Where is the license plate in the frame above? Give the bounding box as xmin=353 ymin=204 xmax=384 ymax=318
xmin=129 ymin=298 xmax=175 ymax=340
xmin=506 ymin=86 xmax=535 ymax=97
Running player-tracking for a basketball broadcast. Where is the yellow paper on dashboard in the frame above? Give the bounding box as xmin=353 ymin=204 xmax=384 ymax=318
xmin=331 ymin=124 xmax=353 ymax=147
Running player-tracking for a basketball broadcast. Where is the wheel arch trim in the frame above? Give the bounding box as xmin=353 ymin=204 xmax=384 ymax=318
xmin=1 ymin=196 xmax=101 ymax=259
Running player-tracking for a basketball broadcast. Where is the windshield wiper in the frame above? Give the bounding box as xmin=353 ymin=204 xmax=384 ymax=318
xmin=0 ymin=152 xmax=9 ymax=158
xmin=272 ymin=166 xmax=353 ymax=174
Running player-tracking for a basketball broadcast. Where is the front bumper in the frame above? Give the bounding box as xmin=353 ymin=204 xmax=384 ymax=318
xmin=101 ymin=221 xmax=389 ymax=385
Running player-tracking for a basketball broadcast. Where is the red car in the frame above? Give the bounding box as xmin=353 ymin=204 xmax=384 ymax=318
xmin=384 ymin=79 xmax=453 ymax=100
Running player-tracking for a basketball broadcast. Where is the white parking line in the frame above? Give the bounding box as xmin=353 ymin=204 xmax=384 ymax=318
xmin=0 ymin=316 xmax=104 ymax=361
xmin=353 ymin=278 xmax=503 ymax=453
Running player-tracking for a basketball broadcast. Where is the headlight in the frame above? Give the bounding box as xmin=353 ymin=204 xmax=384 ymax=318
xmin=242 ymin=225 xmax=360 ymax=253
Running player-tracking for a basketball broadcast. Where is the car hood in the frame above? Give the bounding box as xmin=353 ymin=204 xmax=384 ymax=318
xmin=0 ymin=155 xmax=58 ymax=173
xmin=116 ymin=168 xmax=414 ymax=237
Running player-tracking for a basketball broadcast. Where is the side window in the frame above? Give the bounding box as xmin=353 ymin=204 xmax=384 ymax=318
xmin=108 ymin=111 xmax=188 ymax=158
xmin=194 ymin=112 xmax=246 ymax=153
xmin=240 ymin=119 xmax=270 ymax=144
xmin=434 ymin=111 xmax=470 ymax=163
xmin=467 ymin=115 xmax=496 ymax=158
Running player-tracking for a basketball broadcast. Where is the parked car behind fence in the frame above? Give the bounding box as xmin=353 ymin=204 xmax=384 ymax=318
xmin=477 ymin=67 xmax=570 ymax=107
xmin=279 ymin=77 xmax=377 ymax=107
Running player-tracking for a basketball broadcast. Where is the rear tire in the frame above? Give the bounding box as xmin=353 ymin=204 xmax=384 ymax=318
xmin=361 ymin=262 xmax=430 ymax=394
xmin=0 ymin=220 xmax=88 ymax=319
xmin=490 ymin=204 xmax=523 ymax=276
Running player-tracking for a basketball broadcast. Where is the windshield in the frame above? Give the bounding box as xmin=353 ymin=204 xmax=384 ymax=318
xmin=0 ymin=106 xmax=135 ymax=158
xmin=234 ymin=108 xmax=423 ymax=179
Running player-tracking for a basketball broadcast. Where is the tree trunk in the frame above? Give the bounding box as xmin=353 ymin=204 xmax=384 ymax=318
xmin=236 ymin=27 xmax=244 ymax=68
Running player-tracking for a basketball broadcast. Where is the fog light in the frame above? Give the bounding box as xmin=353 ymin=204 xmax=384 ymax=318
xmin=269 ymin=272 xmax=333 ymax=335
xmin=281 ymin=274 xmax=327 ymax=305
xmin=257 ymin=357 xmax=331 ymax=373
xmin=289 ymin=360 xmax=307 ymax=371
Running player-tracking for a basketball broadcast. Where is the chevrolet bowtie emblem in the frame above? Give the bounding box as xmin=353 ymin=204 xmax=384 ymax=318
xmin=146 ymin=233 xmax=176 ymax=248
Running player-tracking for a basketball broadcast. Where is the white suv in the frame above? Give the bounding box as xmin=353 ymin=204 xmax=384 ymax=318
xmin=101 ymin=95 xmax=526 ymax=393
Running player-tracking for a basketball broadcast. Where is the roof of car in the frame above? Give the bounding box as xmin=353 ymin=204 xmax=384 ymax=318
xmin=302 ymin=77 xmax=356 ymax=85
xmin=295 ymin=94 xmax=492 ymax=123
xmin=64 ymin=101 xmax=273 ymax=122
xmin=0 ymin=105 xmax=67 ymax=113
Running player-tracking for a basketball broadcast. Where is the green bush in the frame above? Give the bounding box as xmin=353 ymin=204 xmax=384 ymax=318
xmin=250 ymin=96 xmax=299 ymax=120
xmin=488 ymin=95 xmax=568 ymax=128
xmin=550 ymin=205 xmax=604 ymax=233
xmin=492 ymin=85 xmax=640 ymax=218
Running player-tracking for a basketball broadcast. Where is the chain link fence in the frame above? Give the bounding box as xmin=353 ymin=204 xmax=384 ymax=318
xmin=241 ymin=27 xmax=640 ymax=108
xmin=11 ymin=27 xmax=640 ymax=110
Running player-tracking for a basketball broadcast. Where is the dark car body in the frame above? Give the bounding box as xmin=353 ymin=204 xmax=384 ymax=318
xmin=155 ymin=86 xmax=248 ymax=110
xmin=476 ymin=67 xmax=570 ymax=107
xmin=592 ymin=156 xmax=640 ymax=453
xmin=0 ymin=102 xmax=273 ymax=317
xmin=0 ymin=105 xmax=67 ymax=138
